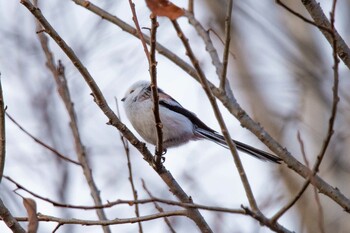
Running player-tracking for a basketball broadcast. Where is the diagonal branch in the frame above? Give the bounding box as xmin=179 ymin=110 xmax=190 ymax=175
xmin=171 ymin=20 xmax=259 ymax=212
xmin=127 ymin=2 xmax=163 ymax=166
xmin=299 ymin=0 xmax=350 ymax=69
xmin=127 ymin=0 xmax=150 ymax=63
xmin=277 ymin=0 xmax=350 ymax=69
xmin=6 ymin=113 xmax=81 ymax=166
xmin=276 ymin=0 xmax=331 ymax=33
xmin=0 ymin=198 xmax=26 ymax=233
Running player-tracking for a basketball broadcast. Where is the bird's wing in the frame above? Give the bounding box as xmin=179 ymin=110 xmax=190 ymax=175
xmin=158 ymin=98 xmax=216 ymax=133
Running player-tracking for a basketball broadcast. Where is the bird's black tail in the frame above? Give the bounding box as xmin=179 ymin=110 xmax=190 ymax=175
xmin=195 ymin=128 xmax=281 ymax=164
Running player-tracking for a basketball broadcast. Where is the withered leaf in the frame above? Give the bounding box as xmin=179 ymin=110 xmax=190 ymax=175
xmin=145 ymin=0 xmax=184 ymax=20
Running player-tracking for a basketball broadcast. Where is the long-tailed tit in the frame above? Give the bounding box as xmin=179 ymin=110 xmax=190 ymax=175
xmin=122 ymin=80 xmax=280 ymax=163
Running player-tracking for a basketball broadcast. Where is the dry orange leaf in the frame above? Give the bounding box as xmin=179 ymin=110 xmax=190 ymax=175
xmin=145 ymin=0 xmax=184 ymax=20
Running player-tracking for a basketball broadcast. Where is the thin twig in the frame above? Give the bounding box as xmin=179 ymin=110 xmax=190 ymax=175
xmin=270 ymin=133 xmax=311 ymax=222
xmin=14 ymin=211 xmax=187 ymax=226
xmin=115 ymin=98 xmax=143 ymax=233
xmin=128 ymin=0 xmax=150 ymax=63
xmin=6 ymin=113 xmax=81 ymax=166
xmin=127 ymin=2 xmax=163 ymax=167
xmin=171 ymin=20 xmax=259 ymax=212
xmin=185 ymin=10 xmax=236 ymax=103
xmin=219 ymin=0 xmax=232 ymax=91
xmin=148 ymin=15 xmax=163 ymax=166
xmin=276 ymin=0 xmax=331 ymax=33
xmin=299 ymin=0 xmax=350 ymax=69
xmin=185 ymin=11 xmax=223 ymax=79
xmin=0 ymin=74 xmax=5 ymax=183
xmin=142 ymin=179 xmax=177 ymax=233
xmin=313 ymin=0 xmax=340 ymax=174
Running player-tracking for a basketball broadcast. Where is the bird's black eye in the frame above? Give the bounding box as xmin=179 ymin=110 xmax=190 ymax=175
xmin=129 ymin=89 xmax=134 ymax=94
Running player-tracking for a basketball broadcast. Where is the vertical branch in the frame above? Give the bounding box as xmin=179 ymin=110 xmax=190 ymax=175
xmin=188 ymin=0 xmax=194 ymax=15
xmin=0 ymin=77 xmax=21 ymax=233
xmin=115 ymin=98 xmax=143 ymax=233
xmin=315 ymin=0 xmax=339 ymax=172
xmin=171 ymin=20 xmax=259 ymax=211
xmin=0 ymin=75 xmax=5 ymax=183
xmin=149 ymin=15 xmax=163 ymax=166
xmin=219 ymin=0 xmax=232 ymax=91
xmin=127 ymin=1 xmax=163 ymax=166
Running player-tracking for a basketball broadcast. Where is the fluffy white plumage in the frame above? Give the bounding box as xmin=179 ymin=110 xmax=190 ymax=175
xmin=122 ymin=80 xmax=280 ymax=163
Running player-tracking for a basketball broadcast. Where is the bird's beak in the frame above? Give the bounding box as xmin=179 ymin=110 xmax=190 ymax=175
xmin=121 ymin=97 xmax=126 ymax=102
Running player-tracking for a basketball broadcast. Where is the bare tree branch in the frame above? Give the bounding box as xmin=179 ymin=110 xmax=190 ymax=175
xmin=128 ymin=0 xmax=150 ymax=63
xmin=0 ymin=75 xmax=5 ymax=183
xmin=219 ymin=0 xmax=232 ymax=91
xmin=5 ymin=113 xmax=81 ymax=166
xmin=276 ymin=0 xmax=332 ymax=33
xmin=0 ymin=198 xmax=26 ymax=233
xmin=15 ymin=211 xmax=187 ymax=226
xmin=148 ymin=15 xmax=163 ymax=166
xmin=171 ymin=19 xmax=259 ymax=211
xmin=300 ymin=0 xmax=350 ymax=69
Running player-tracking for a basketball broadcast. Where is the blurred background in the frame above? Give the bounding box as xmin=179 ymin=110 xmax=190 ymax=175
xmin=0 ymin=0 xmax=350 ymax=232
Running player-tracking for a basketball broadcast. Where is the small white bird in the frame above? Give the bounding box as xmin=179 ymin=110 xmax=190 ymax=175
xmin=122 ymin=80 xmax=280 ymax=163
